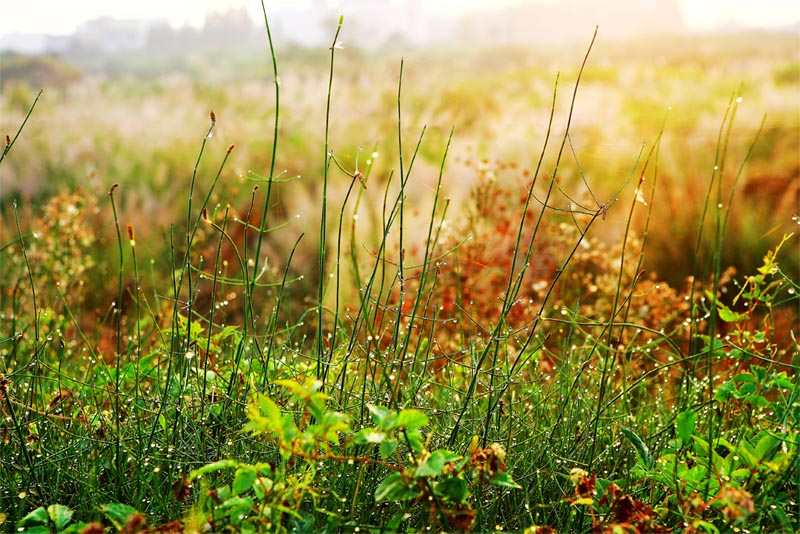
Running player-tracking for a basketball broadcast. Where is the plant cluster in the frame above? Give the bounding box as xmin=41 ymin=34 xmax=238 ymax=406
xmin=1 ymin=8 xmax=798 ymax=534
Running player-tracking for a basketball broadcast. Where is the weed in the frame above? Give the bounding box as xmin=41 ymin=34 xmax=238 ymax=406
xmin=1 ymin=7 xmax=797 ymax=534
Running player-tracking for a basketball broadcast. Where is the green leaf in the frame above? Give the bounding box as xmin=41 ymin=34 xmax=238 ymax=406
xmin=375 ymin=472 xmax=421 ymax=502
xmin=380 ymin=437 xmax=398 ymax=459
xmin=395 ymin=409 xmax=428 ymax=431
xmin=718 ymin=304 xmax=748 ymax=323
xmin=17 ymin=507 xmax=48 ymax=527
xmin=734 ymin=441 xmax=759 ymax=467
xmin=252 ymin=477 xmax=268 ymax=500
xmin=685 ymin=466 xmax=713 ymax=492
xmin=100 ymin=503 xmax=140 ymax=530
xmin=690 ymin=519 xmax=720 ymax=533
xmin=318 ymin=411 xmax=351 ymax=441
xmin=59 ymin=522 xmax=90 ymax=534
xmin=354 ymin=428 xmax=386 ymax=444
xmin=714 ymin=381 xmax=736 ymax=402
xmin=233 ymin=466 xmax=258 ymax=495
xmin=217 ymin=496 xmax=254 ymax=524
xmin=367 ymin=404 xmax=395 ymax=427
xmin=490 ymin=471 xmax=522 ymax=489
xmin=742 ymin=394 xmax=769 ymax=408
xmin=738 ymin=382 xmax=757 ymax=396
xmin=276 ymin=379 xmax=322 ymax=397
xmin=406 ymin=430 xmax=425 ymax=452
xmin=244 ymin=394 xmax=282 ymax=436
xmin=435 ymin=477 xmax=469 ymax=503
xmin=620 ymin=426 xmax=655 ymax=469
xmin=755 ymin=433 xmax=780 ymax=462
xmin=47 ymin=504 xmax=74 ymax=531
xmin=733 ymin=372 xmax=756 ymax=383
xmin=416 ymin=450 xmax=460 ymax=478
xmin=676 ymin=410 xmax=697 ymax=444
xmin=731 ymin=468 xmax=752 ymax=483
xmin=770 ymin=378 xmax=795 ymax=390
xmin=190 ymin=458 xmax=240 ymax=479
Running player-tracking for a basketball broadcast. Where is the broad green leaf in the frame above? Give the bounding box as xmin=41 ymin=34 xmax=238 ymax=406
xmin=738 ymin=382 xmax=757 ymax=396
xmin=386 ymin=512 xmax=405 ymax=532
xmin=718 ymin=304 xmax=748 ymax=323
xmin=684 ymin=466 xmax=713 ymax=492
xmin=755 ymin=433 xmax=780 ymax=462
xmin=217 ymin=496 xmax=254 ymax=524
xmin=276 ymin=379 xmax=324 ymax=397
xmin=219 ymin=496 xmax=255 ymax=511
xmin=741 ymin=394 xmax=769 ymax=408
xmin=306 ymin=397 xmax=328 ymax=424
xmin=380 ymin=437 xmax=398 ymax=459
xmin=190 ymin=458 xmax=240 ymax=479
xmin=731 ymin=468 xmax=752 ymax=482
xmin=354 ymin=428 xmax=386 ymax=444
xmin=367 ymin=404 xmax=395 ymax=427
xmin=490 ymin=471 xmax=522 ymax=489
xmin=714 ymin=381 xmax=736 ymax=402
xmin=690 ymin=519 xmax=720 ymax=534
xmin=734 ymin=441 xmax=758 ymax=467
xmin=17 ymin=507 xmax=48 ymax=527
xmin=733 ymin=373 xmax=756 ymax=383
xmin=395 ymin=409 xmax=428 ymax=431
xmin=435 ymin=477 xmax=469 ymax=502
xmin=771 ymin=377 xmax=795 ymax=390
xmin=252 ymin=476 xmax=271 ymax=500
xmin=59 ymin=522 xmax=90 ymax=534
xmin=416 ymin=450 xmax=460 ymax=478
xmin=676 ymin=410 xmax=697 ymax=444
xmin=770 ymin=504 xmax=791 ymax=528
xmin=375 ymin=472 xmax=421 ymax=502
xmin=233 ymin=466 xmax=258 ymax=495
xmin=692 ymin=435 xmax=710 ymax=458
xmin=47 ymin=504 xmax=74 ymax=531
xmin=318 ymin=411 xmax=351 ymax=441
xmin=254 ymin=462 xmax=274 ymax=476
xmin=100 ymin=503 xmax=140 ymax=530
xmin=244 ymin=394 xmax=282 ymax=435
xmin=620 ymin=426 xmax=655 ymax=469
xmin=406 ymin=429 xmax=425 ymax=452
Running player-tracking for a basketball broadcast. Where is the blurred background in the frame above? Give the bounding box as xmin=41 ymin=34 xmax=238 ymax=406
xmin=2 ymin=0 xmax=798 ymax=292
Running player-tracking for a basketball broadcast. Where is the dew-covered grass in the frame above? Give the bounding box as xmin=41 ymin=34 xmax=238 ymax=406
xmin=1 ymin=10 xmax=798 ymax=534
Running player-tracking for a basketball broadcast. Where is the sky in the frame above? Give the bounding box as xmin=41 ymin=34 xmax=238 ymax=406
xmin=1 ymin=0 xmax=798 ymax=37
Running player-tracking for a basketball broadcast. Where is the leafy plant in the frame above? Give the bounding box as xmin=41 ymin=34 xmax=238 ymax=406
xmin=189 ymin=379 xmax=521 ymax=532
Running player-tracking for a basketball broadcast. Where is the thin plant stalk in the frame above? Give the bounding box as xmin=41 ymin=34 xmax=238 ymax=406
xmin=107 ymin=183 xmax=125 ymax=501
xmin=0 ymin=90 xmax=42 ymax=165
xmin=317 ymin=15 xmax=344 ymax=387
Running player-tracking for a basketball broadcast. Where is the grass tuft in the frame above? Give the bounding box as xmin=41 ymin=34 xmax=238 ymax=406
xmin=0 ymin=10 xmax=797 ymax=534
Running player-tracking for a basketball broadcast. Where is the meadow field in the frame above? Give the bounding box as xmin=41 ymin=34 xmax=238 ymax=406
xmin=1 ymin=14 xmax=798 ymax=533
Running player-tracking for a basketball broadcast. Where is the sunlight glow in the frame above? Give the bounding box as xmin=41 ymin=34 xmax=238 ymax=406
xmin=1 ymin=0 xmax=797 ymax=37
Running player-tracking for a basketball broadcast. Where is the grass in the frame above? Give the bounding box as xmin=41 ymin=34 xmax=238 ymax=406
xmin=1 ymin=8 xmax=799 ymax=534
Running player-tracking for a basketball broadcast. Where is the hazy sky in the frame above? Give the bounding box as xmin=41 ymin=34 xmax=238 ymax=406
xmin=1 ymin=0 xmax=798 ymax=37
